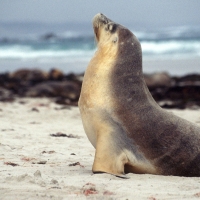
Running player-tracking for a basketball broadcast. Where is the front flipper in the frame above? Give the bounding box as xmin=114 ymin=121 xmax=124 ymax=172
xmin=92 ymin=130 xmax=129 ymax=178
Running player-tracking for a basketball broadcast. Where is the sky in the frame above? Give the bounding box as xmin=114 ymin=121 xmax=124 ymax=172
xmin=1 ymin=0 xmax=200 ymax=28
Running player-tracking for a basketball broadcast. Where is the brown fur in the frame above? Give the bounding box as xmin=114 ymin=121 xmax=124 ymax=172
xmin=78 ymin=13 xmax=200 ymax=177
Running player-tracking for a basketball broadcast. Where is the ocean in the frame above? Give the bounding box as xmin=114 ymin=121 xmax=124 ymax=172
xmin=0 ymin=21 xmax=200 ymax=75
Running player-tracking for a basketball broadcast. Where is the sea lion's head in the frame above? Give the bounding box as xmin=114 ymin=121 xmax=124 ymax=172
xmin=93 ymin=13 xmax=118 ymax=45
xmin=92 ymin=13 xmax=142 ymax=70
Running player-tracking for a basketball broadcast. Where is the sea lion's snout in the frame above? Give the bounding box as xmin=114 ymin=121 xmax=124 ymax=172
xmin=93 ymin=13 xmax=116 ymax=41
xmin=92 ymin=13 xmax=111 ymax=28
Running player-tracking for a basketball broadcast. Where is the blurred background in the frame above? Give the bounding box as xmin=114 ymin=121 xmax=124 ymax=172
xmin=0 ymin=0 xmax=200 ymax=75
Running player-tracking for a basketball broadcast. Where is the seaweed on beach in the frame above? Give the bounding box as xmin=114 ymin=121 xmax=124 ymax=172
xmin=4 ymin=161 xmax=19 ymax=167
xmin=50 ymin=132 xmax=79 ymax=138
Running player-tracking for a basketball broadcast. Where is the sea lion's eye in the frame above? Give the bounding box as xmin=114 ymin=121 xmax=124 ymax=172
xmin=112 ymin=37 xmax=118 ymax=43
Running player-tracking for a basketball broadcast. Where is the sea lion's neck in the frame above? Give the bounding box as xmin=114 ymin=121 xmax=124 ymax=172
xmin=111 ymin=36 xmax=159 ymax=109
xmin=111 ymin=58 xmax=158 ymax=111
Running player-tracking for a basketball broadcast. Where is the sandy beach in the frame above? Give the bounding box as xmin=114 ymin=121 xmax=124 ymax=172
xmin=1 ymin=1 xmax=200 ymax=199
xmin=1 ymin=97 xmax=200 ymax=200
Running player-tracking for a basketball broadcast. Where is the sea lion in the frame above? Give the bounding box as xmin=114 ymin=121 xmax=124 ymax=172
xmin=78 ymin=13 xmax=200 ymax=177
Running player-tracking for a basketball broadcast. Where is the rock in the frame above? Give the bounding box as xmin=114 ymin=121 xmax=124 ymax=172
xmin=159 ymin=101 xmax=186 ymax=109
xmin=144 ymin=72 xmax=171 ymax=89
xmin=49 ymin=69 xmax=64 ymax=80
xmin=0 ymin=87 xmax=15 ymax=102
xmin=0 ymin=72 xmax=10 ymax=86
xmin=0 ymin=68 xmax=199 ymax=109
xmin=173 ymin=74 xmax=200 ymax=85
xmin=25 ymin=81 xmax=80 ymax=100
xmin=9 ymin=69 xmax=49 ymax=82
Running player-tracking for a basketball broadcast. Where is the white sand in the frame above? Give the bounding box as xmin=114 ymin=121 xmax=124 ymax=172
xmin=1 ymin=98 xmax=200 ymax=200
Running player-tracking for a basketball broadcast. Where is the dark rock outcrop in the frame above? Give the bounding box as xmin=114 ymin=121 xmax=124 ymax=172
xmin=0 ymin=69 xmax=199 ymax=109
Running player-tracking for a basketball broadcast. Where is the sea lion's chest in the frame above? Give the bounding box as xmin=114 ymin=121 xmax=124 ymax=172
xmin=79 ymin=52 xmax=117 ymax=109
